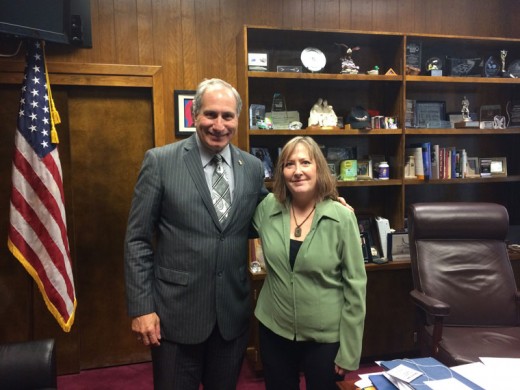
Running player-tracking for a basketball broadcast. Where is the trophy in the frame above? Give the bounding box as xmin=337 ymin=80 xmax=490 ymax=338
xmin=335 ymin=43 xmax=360 ymax=74
xmin=461 ymin=96 xmax=470 ymax=121
xmin=454 ymin=96 xmax=479 ymax=128
xmin=500 ymin=50 xmax=508 ymax=76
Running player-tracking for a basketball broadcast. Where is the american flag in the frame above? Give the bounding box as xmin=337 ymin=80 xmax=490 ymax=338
xmin=7 ymin=40 xmax=76 ymax=332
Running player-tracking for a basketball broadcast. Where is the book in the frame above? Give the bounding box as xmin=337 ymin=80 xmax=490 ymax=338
xmin=450 ymin=146 xmax=457 ymax=179
xmin=407 ymin=146 xmax=425 ymax=180
xmin=410 ymin=142 xmax=431 ymax=180
xmin=460 ymin=149 xmax=467 ymax=178
xmin=380 ymin=357 xmax=484 ymax=389
xmin=439 ymin=147 xmax=445 ymax=179
xmin=431 ymin=144 xmax=440 ymax=180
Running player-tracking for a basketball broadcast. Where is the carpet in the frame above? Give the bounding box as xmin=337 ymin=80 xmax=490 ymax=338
xmin=57 ymin=359 xmax=380 ymax=389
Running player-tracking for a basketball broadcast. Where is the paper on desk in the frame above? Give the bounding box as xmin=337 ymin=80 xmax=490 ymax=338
xmin=423 ymin=377 xmax=473 ymax=390
xmin=479 ymin=357 xmax=520 ymax=373
xmin=355 ymin=372 xmax=385 ymax=389
xmin=383 ymin=364 xmax=423 ymax=390
xmin=387 ymin=364 xmax=422 ymax=383
xmin=452 ymin=359 xmax=520 ymax=390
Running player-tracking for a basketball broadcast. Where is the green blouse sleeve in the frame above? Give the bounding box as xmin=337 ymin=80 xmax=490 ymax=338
xmin=335 ymin=210 xmax=367 ymax=371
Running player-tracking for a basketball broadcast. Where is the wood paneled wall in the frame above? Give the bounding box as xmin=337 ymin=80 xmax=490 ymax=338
xmin=25 ymin=0 xmax=520 ymax=144
xmin=0 ymin=0 xmax=519 ymax=374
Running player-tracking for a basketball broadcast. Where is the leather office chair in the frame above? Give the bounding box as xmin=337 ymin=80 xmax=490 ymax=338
xmin=0 ymin=338 xmax=56 ymax=389
xmin=408 ymin=202 xmax=520 ymax=366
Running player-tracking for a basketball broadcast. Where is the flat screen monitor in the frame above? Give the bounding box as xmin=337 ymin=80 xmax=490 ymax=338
xmin=0 ymin=0 xmax=92 ymax=47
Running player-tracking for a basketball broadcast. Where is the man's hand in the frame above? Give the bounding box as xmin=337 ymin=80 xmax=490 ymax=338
xmin=132 ymin=312 xmax=161 ymax=346
xmin=338 ymin=196 xmax=354 ymax=212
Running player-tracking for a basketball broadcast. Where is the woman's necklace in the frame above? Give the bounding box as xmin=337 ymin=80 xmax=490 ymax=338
xmin=291 ymin=202 xmax=316 ymax=238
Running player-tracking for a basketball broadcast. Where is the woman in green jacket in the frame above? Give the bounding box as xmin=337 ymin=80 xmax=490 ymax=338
xmin=253 ymin=136 xmax=367 ymax=390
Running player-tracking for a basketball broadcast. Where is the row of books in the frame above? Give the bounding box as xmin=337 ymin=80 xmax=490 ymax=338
xmin=406 ymin=143 xmax=469 ymax=180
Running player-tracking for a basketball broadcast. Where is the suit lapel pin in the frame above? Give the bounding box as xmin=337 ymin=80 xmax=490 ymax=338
xmin=239 ymin=160 xmax=243 ymax=165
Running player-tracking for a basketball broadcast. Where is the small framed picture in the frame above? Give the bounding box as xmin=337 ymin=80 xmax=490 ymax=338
xmin=174 ymin=90 xmax=196 ymax=137
xmin=360 ymin=232 xmax=372 ymax=263
xmin=357 ymin=214 xmax=382 ymax=261
xmin=327 ymin=162 xmax=337 ymax=177
xmin=248 ymin=52 xmax=268 ymax=71
xmin=250 ymin=147 xmax=274 ymax=179
xmin=466 ymin=157 xmax=480 ymax=178
xmin=479 ymin=158 xmax=492 ymax=177
xmin=480 ymin=104 xmax=501 ymax=121
xmin=387 ymin=231 xmax=410 ymax=261
xmin=489 ymin=157 xmax=508 ymax=177
xmin=415 ymin=101 xmax=446 ymax=128
xmin=357 ymin=160 xmax=373 ymax=180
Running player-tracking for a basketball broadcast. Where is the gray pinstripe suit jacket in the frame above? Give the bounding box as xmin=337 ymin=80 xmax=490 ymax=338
xmin=124 ymin=135 xmax=266 ymax=343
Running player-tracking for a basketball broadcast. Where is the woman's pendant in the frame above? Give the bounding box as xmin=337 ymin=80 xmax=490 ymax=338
xmin=294 ymin=227 xmax=302 ymax=237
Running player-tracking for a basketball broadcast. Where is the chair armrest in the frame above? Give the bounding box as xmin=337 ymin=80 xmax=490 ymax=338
xmin=410 ymin=290 xmax=450 ymax=317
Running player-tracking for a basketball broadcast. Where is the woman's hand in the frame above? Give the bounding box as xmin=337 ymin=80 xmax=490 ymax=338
xmin=335 ymin=364 xmax=348 ymax=376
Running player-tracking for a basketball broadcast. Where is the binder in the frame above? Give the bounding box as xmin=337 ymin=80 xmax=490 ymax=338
xmin=375 ymin=216 xmax=391 ymax=259
xmin=380 ymin=357 xmax=484 ymax=389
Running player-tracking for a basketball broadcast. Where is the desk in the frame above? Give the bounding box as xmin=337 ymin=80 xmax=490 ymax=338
xmin=336 ymin=379 xmax=357 ymax=389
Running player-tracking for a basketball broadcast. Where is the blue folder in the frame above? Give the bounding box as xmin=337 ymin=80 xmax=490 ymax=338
xmin=379 ymin=357 xmax=484 ymax=390
xmin=368 ymin=373 xmax=397 ymax=389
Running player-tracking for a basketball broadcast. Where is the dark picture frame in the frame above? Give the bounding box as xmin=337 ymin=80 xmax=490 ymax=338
xmin=174 ymin=89 xmax=196 ymax=136
xmin=466 ymin=157 xmax=480 ymax=178
xmin=387 ymin=231 xmax=410 ymax=261
xmin=357 ymin=214 xmax=382 ymax=261
xmin=415 ymin=101 xmax=446 ymax=128
xmin=250 ymin=147 xmax=274 ymax=179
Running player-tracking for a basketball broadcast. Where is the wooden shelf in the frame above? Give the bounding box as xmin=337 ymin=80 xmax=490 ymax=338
xmin=404 ymin=175 xmax=520 ymax=185
xmin=405 ymin=127 xmax=520 ymax=135
xmin=406 ymin=75 xmax=520 ymax=84
xmin=337 ymin=179 xmax=402 ymax=187
xmin=249 ymin=71 xmax=403 ymax=81
xmin=250 ymin=128 xmax=402 ymax=136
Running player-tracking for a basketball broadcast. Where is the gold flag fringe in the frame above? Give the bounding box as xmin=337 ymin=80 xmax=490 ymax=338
xmin=42 ymin=41 xmax=60 ymax=144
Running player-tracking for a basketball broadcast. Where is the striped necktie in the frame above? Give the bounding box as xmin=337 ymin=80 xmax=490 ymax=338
xmin=211 ymin=154 xmax=231 ymax=223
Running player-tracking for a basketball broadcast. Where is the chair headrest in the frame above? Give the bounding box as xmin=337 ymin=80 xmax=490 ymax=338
xmin=408 ymin=202 xmax=509 ymax=240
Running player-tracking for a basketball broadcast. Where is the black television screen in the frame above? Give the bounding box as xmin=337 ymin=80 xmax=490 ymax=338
xmin=0 ymin=0 xmax=92 ymax=47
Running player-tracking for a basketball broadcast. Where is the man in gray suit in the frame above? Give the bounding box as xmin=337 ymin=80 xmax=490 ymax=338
xmin=125 ymin=78 xmax=267 ymax=389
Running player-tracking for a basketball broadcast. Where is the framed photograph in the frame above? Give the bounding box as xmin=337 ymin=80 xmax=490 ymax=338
xmin=387 ymin=231 xmax=410 ymax=261
xmin=480 ymin=158 xmax=492 ymax=177
xmin=327 ymin=162 xmax=336 ymax=177
xmin=248 ymin=52 xmax=268 ymax=71
xmin=250 ymin=147 xmax=274 ymax=179
xmin=415 ymin=101 xmax=446 ymax=128
xmin=357 ymin=214 xmax=382 ymax=261
xmin=480 ymin=104 xmax=501 ymax=122
xmin=466 ymin=157 xmax=480 ymax=178
xmin=357 ymin=160 xmax=373 ymax=180
xmin=360 ymin=232 xmax=372 ymax=263
xmin=489 ymin=157 xmax=508 ymax=177
xmin=174 ymin=90 xmax=196 ymax=136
